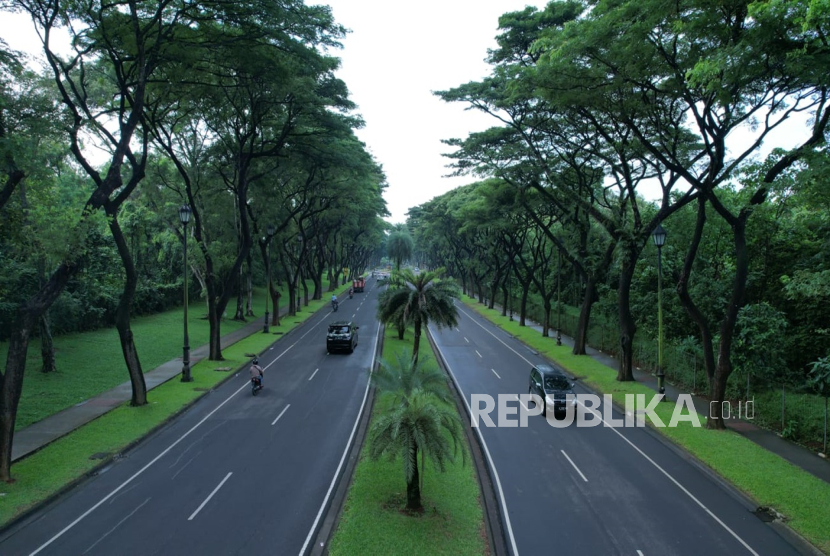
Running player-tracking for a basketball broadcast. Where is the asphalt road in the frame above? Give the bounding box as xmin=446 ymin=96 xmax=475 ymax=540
xmin=0 ymin=279 xmax=383 ymax=556
xmin=429 ymin=302 xmax=803 ymax=556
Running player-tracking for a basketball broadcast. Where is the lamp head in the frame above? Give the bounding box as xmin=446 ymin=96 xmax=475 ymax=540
xmin=178 ymin=204 xmax=192 ymax=225
xmin=652 ymin=223 xmax=667 ymax=247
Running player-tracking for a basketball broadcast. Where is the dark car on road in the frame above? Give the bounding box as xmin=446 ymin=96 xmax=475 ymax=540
xmin=327 ymin=321 xmax=359 ymax=353
xmin=528 ymin=364 xmax=576 ymax=416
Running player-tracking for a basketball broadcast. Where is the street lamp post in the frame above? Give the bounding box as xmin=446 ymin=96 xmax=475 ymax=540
xmin=263 ymin=224 xmax=275 ymax=333
xmin=179 ymin=204 xmax=192 ymax=383
xmin=556 ymin=244 xmax=562 ymax=346
xmin=652 ymin=223 xmax=667 ymax=396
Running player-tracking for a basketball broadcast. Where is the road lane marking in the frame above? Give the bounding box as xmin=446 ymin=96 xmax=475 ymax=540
xmin=299 ymin=321 xmax=382 ymax=556
xmin=308 ymin=368 xmax=319 ymax=381
xmin=491 ymin=368 xmax=501 ymax=379
xmin=475 ymin=350 xmax=483 ymax=358
xmin=83 ymin=497 xmax=151 ymax=554
xmin=452 ymin=304 xmax=760 ymax=556
xmin=561 ymin=450 xmax=588 ymax=482
xmin=637 ymin=551 xmax=645 ymax=556
xmin=188 ymin=472 xmax=232 ymax=521
xmin=271 ymin=404 xmax=290 ymax=426
xmin=433 ymin=332 xmax=519 ymax=556
xmin=464 ymin=337 xmax=469 ymax=343
xmin=456 ymin=305 xmax=533 ymax=366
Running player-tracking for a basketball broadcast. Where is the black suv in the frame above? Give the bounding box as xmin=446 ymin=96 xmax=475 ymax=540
xmin=528 ymin=364 xmax=576 ymax=416
xmin=327 ymin=321 xmax=359 ymax=353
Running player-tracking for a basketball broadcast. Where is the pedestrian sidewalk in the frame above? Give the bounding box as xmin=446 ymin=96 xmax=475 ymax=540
xmin=11 ymin=310 xmax=287 ymax=463
xmin=472 ymin=300 xmax=830 ymax=486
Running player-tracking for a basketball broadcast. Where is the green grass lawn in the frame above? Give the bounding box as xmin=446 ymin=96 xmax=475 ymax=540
xmin=328 ymin=328 xmax=486 ymax=556
xmin=0 ymin=280 xmax=352 ymax=529
xmin=461 ymin=294 xmax=830 ymax=555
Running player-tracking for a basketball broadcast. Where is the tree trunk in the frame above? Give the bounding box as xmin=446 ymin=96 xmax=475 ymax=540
xmin=707 ymin=218 xmax=749 ymax=429
xmin=1 ymin=260 xmax=79 ymax=482
xmin=234 ymin=264 xmax=245 ymax=321
xmin=501 ymin=282 xmax=508 ymax=317
xmin=412 ymin=317 xmax=422 ymax=364
xmin=616 ymin=243 xmax=638 ymax=382
xmin=542 ymin=296 xmax=552 ymax=337
xmin=406 ymin=441 xmax=422 ymax=511
xmin=245 ymin=253 xmax=254 ymax=317
xmin=520 ymin=283 xmax=529 ymax=326
xmin=573 ymin=276 xmax=597 ymax=356
xmin=108 ymin=214 xmax=147 ymax=406
xmin=677 ymin=196 xmax=716 ymax=384
xmin=39 ymin=312 xmax=56 ymax=374
xmin=271 ymin=286 xmax=281 ymax=327
xmin=208 ymin=306 xmax=223 ymax=361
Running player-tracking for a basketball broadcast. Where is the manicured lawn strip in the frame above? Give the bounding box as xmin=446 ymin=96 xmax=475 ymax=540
xmin=460 ymin=295 xmax=830 ymax=554
xmin=1 ymin=280 xmax=332 ymax=430
xmin=328 ymin=328 xmax=486 ymax=556
xmin=0 ymin=291 xmax=340 ymax=529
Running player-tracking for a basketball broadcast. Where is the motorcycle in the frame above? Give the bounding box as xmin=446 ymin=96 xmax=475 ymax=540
xmin=332 ymin=300 xmax=339 ymax=312
xmin=251 ymin=375 xmax=263 ymax=396
xmin=348 ymin=291 xmax=353 ymax=299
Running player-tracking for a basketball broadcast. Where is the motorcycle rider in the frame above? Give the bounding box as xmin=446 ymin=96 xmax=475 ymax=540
xmin=331 ymin=294 xmax=338 ymax=310
xmin=250 ymin=357 xmax=264 ymax=388
xmin=348 ymin=286 xmax=354 ymax=298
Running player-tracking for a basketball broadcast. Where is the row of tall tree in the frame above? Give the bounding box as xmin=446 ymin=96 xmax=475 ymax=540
xmin=0 ymin=0 xmax=388 ymax=481
xmin=411 ymin=0 xmax=830 ymax=430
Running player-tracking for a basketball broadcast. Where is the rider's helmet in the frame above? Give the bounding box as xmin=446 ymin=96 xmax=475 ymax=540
xmin=252 ymin=357 xmax=259 ymax=365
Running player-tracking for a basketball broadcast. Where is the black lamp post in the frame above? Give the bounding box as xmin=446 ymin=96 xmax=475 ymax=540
xmin=652 ymin=222 xmax=667 ymax=395
xmin=263 ymin=224 xmax=275 ymax=333
xmin=556 ymin=243 xmax=562 ymax=346
xmin=179 ymin=204 xmax=192 ymax=383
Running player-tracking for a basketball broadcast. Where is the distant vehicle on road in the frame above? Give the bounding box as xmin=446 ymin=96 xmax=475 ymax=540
xmin=528 ymin=364 xmax=576 ymax=417
xmin=327 ymin=321 xmax=359 ymax=353
xmin=353 ymin=277 xmax=365 ymax=292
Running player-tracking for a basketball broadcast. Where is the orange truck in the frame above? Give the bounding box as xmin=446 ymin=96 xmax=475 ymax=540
xmin=352 ymin=277 xmax=365 ymax=292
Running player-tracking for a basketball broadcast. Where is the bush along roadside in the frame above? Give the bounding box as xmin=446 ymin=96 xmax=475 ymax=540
xmin=0 ymin=290 xmax=344 ymax=532
xmin=461 ymin=295 xmax=830 ymax=555
xmin=327 ymin=326 xmax=487 ymax=556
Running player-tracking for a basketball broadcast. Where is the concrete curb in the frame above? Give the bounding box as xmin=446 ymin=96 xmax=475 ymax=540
xmin=308 ymin=326 xmax=384 ymax=556
xmin=427 ymin=326 xmax=509 ymax=556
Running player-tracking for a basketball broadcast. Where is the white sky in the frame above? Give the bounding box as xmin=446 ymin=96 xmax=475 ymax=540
xmin=1 ymin=2 xmax=813 ymax=225
xmin=318 ymin=0 xmax=549 ymax=223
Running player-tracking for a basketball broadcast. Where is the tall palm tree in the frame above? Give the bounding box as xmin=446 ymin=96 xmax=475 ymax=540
xmin=376 ymin=268 xmax=459 ymax=362
xmin=368 ymin=355 xmax=465 ymax=512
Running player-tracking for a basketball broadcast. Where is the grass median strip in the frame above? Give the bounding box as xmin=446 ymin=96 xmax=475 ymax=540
xmin=0 ymin=294 xmax=336 ymax=530
xmin=328 ymin=328 xmax=486 ymax=556
xmin=461 ymin=295 xmax=830 ymax=554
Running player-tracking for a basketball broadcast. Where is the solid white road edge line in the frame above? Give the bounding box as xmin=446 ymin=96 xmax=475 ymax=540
xmin=561 ymin=450 xmax=588 ymax=483
xmin=271 ymin=405 xmax=291 ymax=426
xmin=30 ymin=335 xmax=302 ymax=555
xmin=297 ymin=320 xmax=381 ymax=556
xmin=432 ymin=331 xmax=520 ymax=556
xmin=187 ymin=472 xmax=232 ymax=521
xmin=454 ymin=303 xmax=759 ymax=556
